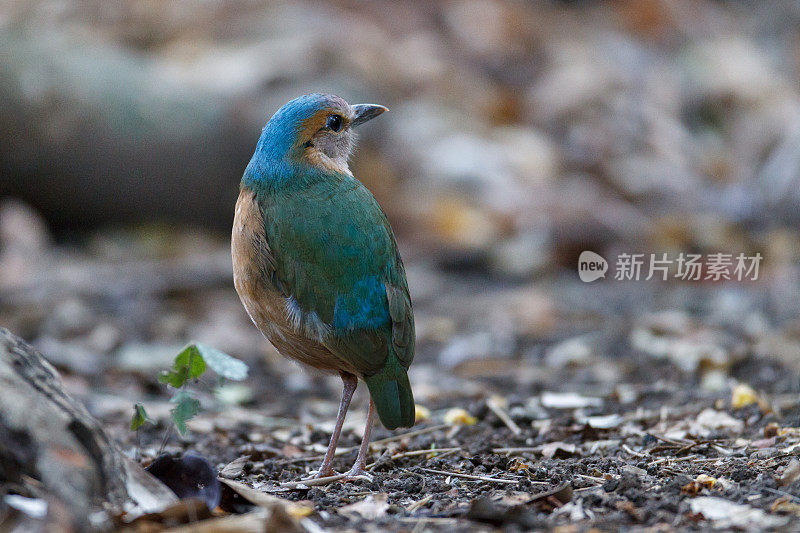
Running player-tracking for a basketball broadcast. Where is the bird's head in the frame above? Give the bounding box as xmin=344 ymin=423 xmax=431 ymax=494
xmin=251 ymin=93 xmax=387 ymax=178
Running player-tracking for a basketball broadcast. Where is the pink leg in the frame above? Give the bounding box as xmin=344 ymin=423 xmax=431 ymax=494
xmin=315 ymin=372 xmax=358 ymax=478
xmin=344 ymin=398 xmax=375 ymax=478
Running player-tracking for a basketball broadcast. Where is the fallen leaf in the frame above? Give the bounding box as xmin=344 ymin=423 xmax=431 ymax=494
xmin=696 ymin=474 xmax=716 ymax=488
xmin=731 ymin=383 xmax=759 ymax=409
xmin=689 ymin=497 xmax=788 ymax=529
xmin=338 ymin=494 xmax=389 ymax=520
xmin=683 ymin=474 xmax=716 ymax=495
xmin=126 ymin=498 xmax=214 ymax=527
xmin=444 ymin=408 xmax=477 ymax=425
xmin=530 ymin=483 xmax=573 ymax=512
xmin=219 ymin=479 xmax=312 ymax=519
xmin=578 ymin=414 xmax=624 ymax=429
xmin=3 ymin=495 xmax=48 ymax=519
xmin=779 ymin=458 xmax=800 ymax=487
xmin=771 ymin=496 xmax=800 ymax=516
xmin=751 ymin=437 xmax=777 ymax=449
xmin=694 ymin=409 xmax=744 ymax=434
xmin=541 ymin=392 xmax=602 ymax=409
xmin=168 ymin=507 xmax=303 ymax=533
xmin=414 ymin=404 xmax=431 ymax=422
xmin=508 ymin=457 xmax=533 ymax=474
xmin=541 ymin=442 xmax=578 ymax=459
xmin=466 ymin=495 xmax=538 ymax=527
xmin=219 ymin=456 xmax=250 ymax=479
xmin=682 ymin=480 xmax=701 ymax=496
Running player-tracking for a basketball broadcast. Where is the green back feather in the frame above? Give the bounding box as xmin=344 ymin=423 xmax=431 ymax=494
xmin=247 ymin=168 xmax=415 ymax=428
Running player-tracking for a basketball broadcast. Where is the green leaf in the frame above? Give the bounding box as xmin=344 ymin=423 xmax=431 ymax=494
xmin=159 ymin=345 xmax=207 ymax=388
xmin=130 ymin=403 xmax=152 ymax=431
xmin=195 ymin=343 xmax=248 ymax=381
xmin=169 ymin=390 xmax=200 ymax=435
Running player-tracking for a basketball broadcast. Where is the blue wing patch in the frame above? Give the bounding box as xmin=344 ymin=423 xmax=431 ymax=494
xmin=332 ymin=275 xmax=390 ymax=331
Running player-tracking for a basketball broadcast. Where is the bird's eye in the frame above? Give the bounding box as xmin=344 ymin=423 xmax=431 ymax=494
xmin=326 ymin=114 xmax=343 ymax=132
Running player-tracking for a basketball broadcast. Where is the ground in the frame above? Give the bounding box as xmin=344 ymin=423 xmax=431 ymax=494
xmin=4 ymin=224 xmax=800 ymax=531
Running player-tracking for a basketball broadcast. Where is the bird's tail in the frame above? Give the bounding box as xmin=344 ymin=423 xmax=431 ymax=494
xmin=363 ymin=356 xmax=414 ymax=430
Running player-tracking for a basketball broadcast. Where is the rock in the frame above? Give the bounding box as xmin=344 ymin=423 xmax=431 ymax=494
xmin=0 ymin=328 xmax=176 ymax=529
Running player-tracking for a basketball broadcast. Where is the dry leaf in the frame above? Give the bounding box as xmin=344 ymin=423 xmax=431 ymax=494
xmin=414 ymin=404 xmax=431 ymax=422
xmin=578 ymin=414 xmax=624 ymax=429
xmin=338 ymin=494 xmax=389 ymax=520
xmin=779 ymin=458 xmax=800 ymax=487
xmin=219 ymin=479 xmax=312 ymax=519
xmin=541 ymin=442 xmax=578 ymax=459
xmin=694 ymin=409 xmax=744 ymax=434
xmin=164 ymin=508 xmax=302 ymax=533
xmin=771 ymin=496 xmax=800 ymax=516
xmin=689 ymin=497 xmax=788 ymax=529
xmin=731 ymin=383 xmax=759 ymax=409
xmin=696 ymin=474 xmax=716 ymax=488
xmin=444 ymin=408 xmax=477 ymax=425
xmin=541 ymin=392 xmax=602 ymax=409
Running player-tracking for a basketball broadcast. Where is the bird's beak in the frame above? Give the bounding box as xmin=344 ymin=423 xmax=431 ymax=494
xmin=350 ymin=104 xmax=388 ymax=127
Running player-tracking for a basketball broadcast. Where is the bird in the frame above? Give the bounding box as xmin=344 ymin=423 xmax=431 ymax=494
xmin=231 ymin=93 xmax=415 ymax=479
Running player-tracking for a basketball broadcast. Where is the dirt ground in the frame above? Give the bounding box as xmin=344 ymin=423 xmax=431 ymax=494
xmin=4 ymin=222 xmax=800 ymax=531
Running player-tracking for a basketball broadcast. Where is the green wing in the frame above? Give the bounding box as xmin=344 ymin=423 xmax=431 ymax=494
xmin=256 ymin=175 xmax=414 ymax=374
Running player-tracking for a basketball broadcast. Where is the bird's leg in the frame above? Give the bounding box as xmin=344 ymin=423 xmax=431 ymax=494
xmin=344 ymin=398 xmax=375 ymax=479
xmin=314 ymin=372 xmax=358 ymax=478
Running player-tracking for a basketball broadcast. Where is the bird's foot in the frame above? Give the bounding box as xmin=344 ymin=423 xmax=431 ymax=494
xmin=313 ymin=466 xmax=336 ymax=479
xmin=342 ymin=464 xmax=373 ymax=482
xmin=282 ymin=467 xmax=371 ymax=489
xmin=344 ymin=467 xmax=373 ymax=481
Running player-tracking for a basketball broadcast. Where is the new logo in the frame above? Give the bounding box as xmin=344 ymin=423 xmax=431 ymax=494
xmin=578 ymin=251 xmax=608 ymax=282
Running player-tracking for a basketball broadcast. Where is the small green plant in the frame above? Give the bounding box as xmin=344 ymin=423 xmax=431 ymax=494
xmin=130 ymin=403 xmax=153 ymax=431
xmin=130 ymin=343 xmax=249 ymax=448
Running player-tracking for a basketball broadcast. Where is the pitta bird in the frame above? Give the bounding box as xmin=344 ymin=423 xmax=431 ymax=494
xmin=232 ymin=94 xmax=415 ymax=479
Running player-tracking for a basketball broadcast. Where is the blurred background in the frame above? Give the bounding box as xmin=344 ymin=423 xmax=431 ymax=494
xmin=3 ymin=0 xmax=800 ymax=427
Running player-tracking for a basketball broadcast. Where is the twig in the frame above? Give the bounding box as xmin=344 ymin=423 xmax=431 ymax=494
xmin=764 ymin=487 xmax=800 ymax=503
xmin=407 ymin=494 xmax=434 ymax=512
xmin=493 ymin=447 xmax=541 ymax=454
xmin=427 ymin=448 xmax=461 ymax=462
xmin=622 ymin=444 xmax=647 ymax=458
xmin=416 ymin=467 xmax=519 ymax=484
xmin=390 ymin=447 xmax=461 ymax=460
xmin=574 ymin=484 xmax=604 ymax=493
xmin=397 ymin=517 xmax=461 ymax=525
xmin=486 ymin=397 xmax=521 ymax=435
xmin=649 ymin=434 xmax=691 ymax=446
xmin=280 ymin=472 xmax=371 ymax=489
xmin=279 ymin=424 xmax=450 ymax=466
xmin=647 ymin=454 xmax=698 ymax=467
xmin=576 ymin=474 xmax=606 ymax=483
